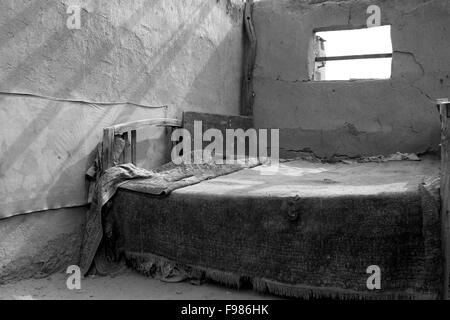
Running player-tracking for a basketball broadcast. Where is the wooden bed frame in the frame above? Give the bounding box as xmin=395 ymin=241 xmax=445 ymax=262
xmin=101 ymin=112 xmax=254 ymax=171
xmin=101 ymin=118 xmax=181 ymax=171
xmin=96 ymin=109 xmax=450 ymax=298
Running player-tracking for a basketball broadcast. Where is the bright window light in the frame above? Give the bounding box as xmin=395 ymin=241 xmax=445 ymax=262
xmin=313 ymin=25 xmax=393 ymax=81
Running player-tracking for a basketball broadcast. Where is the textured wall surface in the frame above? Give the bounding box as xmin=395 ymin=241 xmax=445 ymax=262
xmin=0 ymin=206 xmax=86 ymax=284
xmin=253 ymin=0 xmax=448 ymax=158
xmin=0 ymin=0 xmax=245 ymax=282
xmin=0 ymin=0 xmax=244 ymax=218
xmin=0 ymin=0 xmax=244 ymax=110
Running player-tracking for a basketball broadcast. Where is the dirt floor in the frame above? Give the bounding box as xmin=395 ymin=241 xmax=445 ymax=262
xmin=0 ymin=268 xmax=275 ymax=300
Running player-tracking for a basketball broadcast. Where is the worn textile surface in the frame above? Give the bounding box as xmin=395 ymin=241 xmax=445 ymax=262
xmin=79 ymin=158 xmax=261 ymax=275
xmin=108 ymin=172 xmax=443 ymax=299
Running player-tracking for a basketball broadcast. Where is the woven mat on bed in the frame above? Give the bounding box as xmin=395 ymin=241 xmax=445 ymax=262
xmin=106 ymin=173 xmax=443 ymax=299
xmin=79 ymin=158 xmax=261 ymax=275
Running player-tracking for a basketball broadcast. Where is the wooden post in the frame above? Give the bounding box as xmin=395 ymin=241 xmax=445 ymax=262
xmin=131 ymin=130 xmax=137 ymax=165
xmin=241 ymin=0 xmax=256 ymax=117
xmin=101 ymin=118 xmax=181 ymax=170
xmin=439 ymin=98 xmax=450 ymax=299
xmin=123 ymin=132 xmax=130 ymax=164
xmin=102 ymin=127 xmax=115 ymax=172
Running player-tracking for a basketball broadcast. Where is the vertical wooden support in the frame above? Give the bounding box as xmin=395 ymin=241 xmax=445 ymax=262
xmin=439 ymin=98 xmax=450 ymax=299
xmin=102 ymin=127 xmax=115 ymax=172
xmin=131 ymin=130 xmax=137 ymax=165
xmin=119 ymin=134 xmax=125 ymax=164
xmin=170 ymin=127 xmax=177 ymax=155
xmin=123 ymin=132 xmax=130 ymax=164
xmin=101 ymin=118 xmax=181 ymax=170
xmin=241 ymin=0 xmax=256 ymax=117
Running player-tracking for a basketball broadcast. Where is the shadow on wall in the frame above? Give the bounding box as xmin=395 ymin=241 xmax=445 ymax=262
xmin=0 ymin=0 xmax=169 ymax=176
xmin=0 ymin=0 xmax=243 ymax=175
xmin=182 ymin=20 xmax=244 ymax=115
xmin=0 ymin=0 xmax=245 ymax=281
xmin=0 ymin=1 xmax=244 ymax=216
xmin=0 ymin=0 xmax=245 ymax=219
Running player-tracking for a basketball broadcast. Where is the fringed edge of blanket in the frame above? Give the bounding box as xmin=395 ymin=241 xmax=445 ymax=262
xmin=125 ymin=251 xmax=438 ymax=300
xmin=126 ymin=252 xmax=241 ymax=288
xmin=251 ymin=278 xmax=437 ymax=300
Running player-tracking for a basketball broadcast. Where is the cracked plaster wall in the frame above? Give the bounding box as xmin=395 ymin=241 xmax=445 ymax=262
xmin=253 ymin=0 xmax=448 ymax=157
xmin=0 ymin=0 xmax=245 ymax=217
xmin=0 ymin=0 xmax=245 ymax=282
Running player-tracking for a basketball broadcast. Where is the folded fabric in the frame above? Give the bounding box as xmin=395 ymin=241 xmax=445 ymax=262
xmin=79 ymin=157 xmax=261 ymax=275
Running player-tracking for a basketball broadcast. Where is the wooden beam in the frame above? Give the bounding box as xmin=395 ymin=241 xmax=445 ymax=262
xmin=112 ymin=118 xmax=181 ymax=134
xmin=241 ymin=0 xmax=256 ymax=117
xmin=102 ymin=127 xmax=115 ymax=171
xmin=315 ymin=53 xmax=392 ymax=62
xmin=101 ymin=118 xmax=180 ymax=168
xmin=183 ymin=112 xmax=254 ymax=159
xmin=131 ymin=130 xmax=137 ymax=165
xmin=439 ymin=98 xmax=450 ymax=300
xmin=123 ymin=132 xmax=130 ymax=164
xmin=183 ymin=112 xmax=254 ymax=138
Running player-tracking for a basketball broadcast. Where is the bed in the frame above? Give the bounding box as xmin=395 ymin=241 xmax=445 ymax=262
xmin=79 ymin=112 xmax=444 ymax=299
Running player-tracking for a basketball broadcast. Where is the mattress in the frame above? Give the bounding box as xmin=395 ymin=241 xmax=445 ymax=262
xmin=108 ymin=158 xmax=443 ymax=299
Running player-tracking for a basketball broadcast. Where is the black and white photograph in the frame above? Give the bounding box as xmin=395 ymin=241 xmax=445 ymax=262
xmin=0 ymin=0 xmax=449 ymax=309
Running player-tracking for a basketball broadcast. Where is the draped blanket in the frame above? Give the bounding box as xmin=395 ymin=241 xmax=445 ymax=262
xmin=104 ymin=161 xmax=443 ymax=300
xmin=79 ymin=158 xmax=261 ymax=275
xmin=79 ymin=152 xmax=443 ymax=299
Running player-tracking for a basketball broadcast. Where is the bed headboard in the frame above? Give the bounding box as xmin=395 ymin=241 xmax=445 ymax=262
xmin=101 ymin=112 xmax=254 ymax=171
xmin=102 ymin=118 xmax=181 ymax=170
xmin=182 ymin=112 xmax=253 ymax=137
